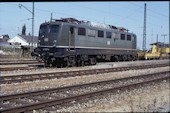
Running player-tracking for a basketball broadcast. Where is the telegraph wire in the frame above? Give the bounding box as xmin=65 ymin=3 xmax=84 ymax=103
xmin=2 ymin=2 xmax=168 ymax=27
xmin=129 ymin=2 xmax=168 ymax=18
xmin=1 ymin=2 xmax=168 ymax=37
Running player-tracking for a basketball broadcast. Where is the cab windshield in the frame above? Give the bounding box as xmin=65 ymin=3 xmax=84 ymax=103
xmin=39 ymin=24 xmax=60 ymax=36
xmin=50 ymin=25 xmax=59 ymax=33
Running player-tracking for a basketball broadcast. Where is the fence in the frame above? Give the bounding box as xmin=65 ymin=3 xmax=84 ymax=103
xmin=0 ymin=44 xmax=32 ymax=59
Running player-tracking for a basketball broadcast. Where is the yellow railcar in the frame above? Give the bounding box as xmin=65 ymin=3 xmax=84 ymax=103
xmin=144 ymin=42 xmax=170 ymax=60
xmin=137 ymin=50 xmax=145 ymax=60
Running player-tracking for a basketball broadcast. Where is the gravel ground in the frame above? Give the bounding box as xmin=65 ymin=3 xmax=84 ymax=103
xmin=1 ymin=59 xmax=169 ymax=76
xmin=47 ymin=79 xmax=169 ymax=112
xmin=93 ymin=59 xmax=169 ymax=69
xmin=0 ymin=59 xmax=169 ymax=112
xmin=0 ymin=66 xmax=169 ymax=95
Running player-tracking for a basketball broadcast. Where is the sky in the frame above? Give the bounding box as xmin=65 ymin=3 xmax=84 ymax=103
xmin=0 ymin=1 xmax=169 ymax=49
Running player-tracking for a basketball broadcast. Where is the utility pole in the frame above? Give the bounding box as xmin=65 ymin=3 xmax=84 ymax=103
xmin=19 ymin=2 xmax=34 ymax=51
xmin=156 ymin=34 xmax=158 ymax=43
xmin=161 ymin=34 xmax=167 ymax=45
xmin=32 ymin=2 xmax=34 ymax=51
xmin=51 ymin=13 xmax=53 ymax=22
xmin=143 ymin=3 xmax=147 ymax=51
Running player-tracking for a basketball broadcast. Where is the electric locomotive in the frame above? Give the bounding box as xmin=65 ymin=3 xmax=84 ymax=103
xmin=36 ymin=18 xmax=137 ymax=67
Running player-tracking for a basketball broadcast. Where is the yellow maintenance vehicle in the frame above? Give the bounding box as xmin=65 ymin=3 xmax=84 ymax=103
xmin=137 ymin=49 xmax=145 ymax=60
xmin=144 ymin=42 xmax=170 ymax=60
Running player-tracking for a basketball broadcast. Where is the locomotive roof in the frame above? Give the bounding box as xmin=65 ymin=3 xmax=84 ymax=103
xmin=41 ymin=18 xmax=135 ymax=35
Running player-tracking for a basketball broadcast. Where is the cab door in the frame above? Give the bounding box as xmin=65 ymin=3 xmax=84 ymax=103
xmin=68 ymin=26 xmax=75 ymax=50
xmin=132 ymin=35 xmax=137 ymax=49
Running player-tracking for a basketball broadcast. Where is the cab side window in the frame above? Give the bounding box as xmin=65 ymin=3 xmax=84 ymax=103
xmin=70 ymin=27 xmax=74 ymax=34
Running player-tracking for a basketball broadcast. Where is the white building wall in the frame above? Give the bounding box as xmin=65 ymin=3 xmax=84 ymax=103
xmin=8 ymin=36 xmax=28 ymax=46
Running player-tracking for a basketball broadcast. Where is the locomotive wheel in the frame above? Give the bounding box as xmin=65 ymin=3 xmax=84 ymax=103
xmin=111 ymin=56 xmax=117 ymax=62
xmin=66 ymin=56 xmax=76 ymax=67
xmin=84 ymin=61 xmax=89 ymax=66
xmin=76 ymin=59 xmax=84 ymax=67
xmin=114 ymin=56 xmax=119 ymax=62
xmin=54 ymin=58 xmax=66 ymax=68
xmin=129 ymin=56 xmax=134 ymax=61
xmin=45 ymin=59 xmax=52 ymax=67
xmin=122 ymin=55 xmax=127 ymax=61
xmin=89 ymin=57 xmax=97 ymax=65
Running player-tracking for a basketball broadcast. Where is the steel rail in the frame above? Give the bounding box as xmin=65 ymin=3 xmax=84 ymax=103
xmin=0 ymin=71 xmax=169 ymax=113
xmin=0 ymin=70 xmax=169 ymax=101
xmin=0 ymin=63 xmax=169 ymax=84
xmin=0 ymin=61 xmax=43 ymax=65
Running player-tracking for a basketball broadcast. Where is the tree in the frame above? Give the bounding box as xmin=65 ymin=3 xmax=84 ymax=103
xmin=28 ymin=32 xmax=31 ymax=36
xmin=21 ymin=24 xmax=26 ymax=35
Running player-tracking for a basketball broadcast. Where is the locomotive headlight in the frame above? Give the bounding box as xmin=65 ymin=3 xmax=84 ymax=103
xmin=53 ymin=40 xmax=57 ymax=46
xmin=53 ymin=40 xmax=57 ymax=43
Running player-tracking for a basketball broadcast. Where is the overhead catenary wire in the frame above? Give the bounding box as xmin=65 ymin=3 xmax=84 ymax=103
xmin=129 ymin=2 xmax=168 ymax=18
xmin=2 ymin=2 xmax=167 ymax=28
xmin=1 ymin=2 xmax=168 ymax=41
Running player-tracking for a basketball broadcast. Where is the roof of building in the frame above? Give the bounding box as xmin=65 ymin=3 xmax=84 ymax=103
xmin=0 ymin=34 xmax=10 ymax=42
xmin=150 ymin=42 xmax=170 ymax=47
xmin=18 ymin=34 xmax=38 ymax=43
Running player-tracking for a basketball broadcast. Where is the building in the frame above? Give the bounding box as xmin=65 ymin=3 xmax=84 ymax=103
xmin=8 ymin=34 xmax=38 ymax=47
xmin=0 ymin=34 xmax=10 ymax=42
xmin=0 ymin=34 xmax=10 ymax=48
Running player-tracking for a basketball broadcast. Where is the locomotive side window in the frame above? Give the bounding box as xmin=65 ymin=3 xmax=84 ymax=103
xmin=106 ymin=31 xmax=112 ymax=39
xmin=70 ymin=27 xmax=74 ymax=34
xmin=127 ymin=35 xmax=131 ymax=41
xmin=121 ymin=34 xmax=125 ymax=40
xmin=98 ymin=30 xmax=104 ymax=38
xmin=112 ymin=32 xmax=116 ymax=38
xmin=87 ymin=29 xmax=96 ymax=37
xmin=113 ymin=32 xmax=119 ymax=40
xmin=50 ymin=25 xmax=59 ymax=33
xmin=78 ymin=27 xmax=86 ymax=36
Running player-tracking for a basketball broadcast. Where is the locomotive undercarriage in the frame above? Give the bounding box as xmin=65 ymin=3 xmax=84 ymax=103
xmin=43 ymin=55 xmax=97 ymax=67
xmin=38 ymin=46 xmax=137 ymax=67
xmin=42 ymin=54 xmax=136 ymax=67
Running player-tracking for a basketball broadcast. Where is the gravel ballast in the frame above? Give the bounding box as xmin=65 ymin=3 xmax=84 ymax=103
xmin=0 ymin=60 xmax=169 ymax=112
xmin=1 ymin=59 xmax=168 ymax=76
xmin=35 ymin=79 xmax=169 ymax=112
xmin=0 ymin=67 xmax=169 ymax=95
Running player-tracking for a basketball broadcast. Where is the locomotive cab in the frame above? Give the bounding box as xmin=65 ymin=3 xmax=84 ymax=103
xmin=37 ymin=21 xmax=77 ymax=67
xmin=39 ymin=23 xmax=61 ymax=46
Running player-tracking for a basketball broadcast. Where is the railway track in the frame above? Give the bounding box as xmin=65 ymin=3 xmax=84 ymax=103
xmin=0 ymin=58 xmax=44 ymax=73
xmin=0 ymin=64 xmax=44 ymax=71
xmin=0 ymin=59 xmax=44 ymax=71
xmin=0 ymin=61 xmax=43 ymax=65
xmin=0 ymin=71 xmax=169 ymax=113
xmin=0 ymin=59 xmax=168 ymax=72
xmin=0 ymin=63 xmax=169 ymax=84
xmin=0 ymin=59 xmax=39 ymax=62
